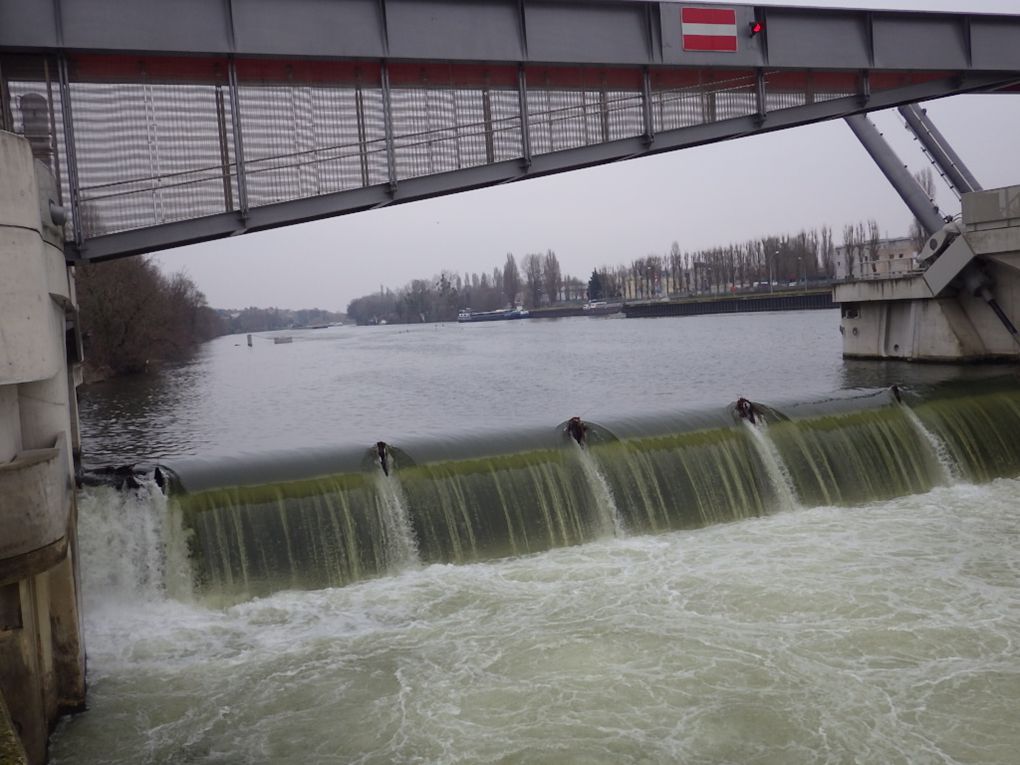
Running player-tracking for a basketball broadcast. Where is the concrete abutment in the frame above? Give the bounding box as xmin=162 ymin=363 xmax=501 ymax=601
xmin=0 ymin=131 xmax=85 ymax=764
xmin=835 ymin=185 xmax=1020 ymax=362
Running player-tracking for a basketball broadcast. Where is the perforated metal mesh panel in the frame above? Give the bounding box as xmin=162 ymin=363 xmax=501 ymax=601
xmin=237 ymin=60 xmax=388 ymax=207
xmin=238 ymin=84 xmax=383 ymax=206
xmin=526 ymin=66 xmax=644 ymax=155
xmin=70 ymin=80 xmax=236 ymax=237
xmin=650 ymin=69 xmax=758 ymax=132
xmin=0 ymin=50 xmax=971 ymax=256
xmin=388 ymin=64 xmax=522 ymax=181
xmin=3 ymin=55 xmax=239 ymax=239
xmin=764 ymin=71 xmax=859 ymax=111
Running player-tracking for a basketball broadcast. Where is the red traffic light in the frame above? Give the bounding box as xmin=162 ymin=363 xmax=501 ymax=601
xmin=749 ymin=20 xmax=763 ymax=37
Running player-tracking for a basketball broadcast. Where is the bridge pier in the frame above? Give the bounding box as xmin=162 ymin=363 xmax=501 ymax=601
xmin=0 ymin=131 xmax=86 ymax=765
xmin=836 ymin=185 xmax=1020 ymax=362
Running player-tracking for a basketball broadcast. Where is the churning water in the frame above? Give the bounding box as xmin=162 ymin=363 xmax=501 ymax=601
xmin=55 ymin=312 xmax=1020 ymax=763
xmin=57 ymin=479 xmax=1020 ymax=764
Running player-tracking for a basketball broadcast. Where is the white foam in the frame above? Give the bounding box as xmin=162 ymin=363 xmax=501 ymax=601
xmin=574 ymin=443 xmax=625 ymax=537
xmin=742 ymin=419 xmax=801 ymax=512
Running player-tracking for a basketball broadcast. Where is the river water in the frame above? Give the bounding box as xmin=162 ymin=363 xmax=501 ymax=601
xmin=52 ymin=311 xmax=1020 ymax=764
xmin=76 ymin=311 xmax=1000 ymax=465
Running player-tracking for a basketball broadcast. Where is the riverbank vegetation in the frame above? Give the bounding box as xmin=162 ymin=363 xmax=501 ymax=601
xmin=346 ymin=225 xmax=847 ymax=325
xmin=217 ymin=306 xmax=344 ymax=335
xmin=346 ymin=251 xmax=587 ymax=325
xmin=75 ymin=258 xmax=223 ymax=381
xmin=75 ymin=259 xmax=344 ymax=381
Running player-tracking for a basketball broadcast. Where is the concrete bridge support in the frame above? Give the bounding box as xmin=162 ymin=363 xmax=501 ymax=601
xmin=0 ymin=131 xmax=86 ymax=764
xmin=836 ymin=185 xmax=1020 ymax=362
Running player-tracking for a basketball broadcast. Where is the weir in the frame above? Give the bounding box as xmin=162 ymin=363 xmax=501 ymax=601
xmin=1 ymin=2 xmax=1019 ymax=758
xmin=144 ymin=379 xmax=1020 ymax=605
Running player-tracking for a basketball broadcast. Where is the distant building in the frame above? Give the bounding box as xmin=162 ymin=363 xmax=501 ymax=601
xmin=834 ymin=236 xmax=917 ymax=280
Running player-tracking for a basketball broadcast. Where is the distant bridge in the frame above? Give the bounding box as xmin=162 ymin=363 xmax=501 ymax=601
xmin=1 ymin=0 xmax=1018 ymax=262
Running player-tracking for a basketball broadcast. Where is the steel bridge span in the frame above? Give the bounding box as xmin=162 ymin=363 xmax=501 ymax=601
xmin=1 ymin=0 xmax=1018 ymax=262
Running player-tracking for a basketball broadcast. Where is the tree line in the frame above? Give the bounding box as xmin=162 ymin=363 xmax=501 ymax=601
xmin=586 ymin=227 xmax=839 ymax=301
xmin=346 ymin=225 xmax=847 ymax=325
xmin=837 ymin=170 xmax=936 ymax=280
xmin=346 ymin=250 xmax=587 ymax=325
xmin=217 ymin=306 xmax=344 ymax=334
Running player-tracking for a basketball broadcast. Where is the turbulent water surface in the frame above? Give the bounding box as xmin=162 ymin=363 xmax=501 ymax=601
xmin=55 ymin=312 xmax=1020 ymax=764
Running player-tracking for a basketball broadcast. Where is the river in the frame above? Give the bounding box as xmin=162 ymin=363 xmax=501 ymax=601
xmin=51 ymin=310 xmax=1020 ymax=764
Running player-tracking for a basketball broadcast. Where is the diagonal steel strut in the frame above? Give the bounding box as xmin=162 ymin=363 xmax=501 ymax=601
xmin=844 ymin=112 xmax=945 ymax=239
xmin=898 ymin=103 xmax=982 ymax=197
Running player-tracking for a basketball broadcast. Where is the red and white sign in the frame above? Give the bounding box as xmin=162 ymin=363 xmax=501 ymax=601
xmin=681 ymin=7 xmax=738 ymax=52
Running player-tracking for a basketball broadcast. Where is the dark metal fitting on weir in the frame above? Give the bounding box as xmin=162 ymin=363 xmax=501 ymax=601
xmin=735 ymin=397 xmax=757 ymax=425
xmin=566 ymin=416 xmax=588 ymax=446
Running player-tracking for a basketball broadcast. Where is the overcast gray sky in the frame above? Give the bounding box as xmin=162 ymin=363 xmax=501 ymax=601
xmin=153 ymin=0 xmax=1020 ymax=312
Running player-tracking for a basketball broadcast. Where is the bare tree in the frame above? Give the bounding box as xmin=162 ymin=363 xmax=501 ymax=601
xmin=491 ymin=267 xmax=503 ymax=299
xmin=854 ymin=221 xmax=868 ymax=278
xmin=502 ymin=252 xmax=520 ymax=306
xmin=820 ymin=225 xmax=836 ymax=278
xmin=645 ymin=255 xmax=663 ymax=297
xmin=522 ymin=252 xmax=544 ymax=308
xmin=842 ymin=224 xmax=857 ymax=279
xmin=867 ymin=219 xmax=882 ymax=275
xmin=542 ymin=249 xmax=562 ymax=304
xmin=668 ymin=241 xmax=682 ymax=295
xmin=76 ymin=257 xmax=221 ymax=377
xmin=615 ymin=265 xmax=630 ymax=299
xmin=803 ymin=228 xmax=820 ymax=282
xmin=909 ymin=167 xmax=938 ymax=252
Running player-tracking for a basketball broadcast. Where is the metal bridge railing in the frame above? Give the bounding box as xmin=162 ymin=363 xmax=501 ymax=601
xmin=0 ymin=52 xmax=955 ymax=254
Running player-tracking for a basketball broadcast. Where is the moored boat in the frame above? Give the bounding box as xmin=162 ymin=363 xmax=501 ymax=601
xmin=457 ymin=306 xmax=530 ymax=323
xmin=582 ymin=301 xmax=623 ymax=316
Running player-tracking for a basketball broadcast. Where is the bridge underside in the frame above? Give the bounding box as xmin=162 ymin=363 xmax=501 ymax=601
xmin=0 ymin=0 xmax=1018 ymax=261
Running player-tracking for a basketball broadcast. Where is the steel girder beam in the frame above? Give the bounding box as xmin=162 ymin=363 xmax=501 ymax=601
xmin=844 ymin=113 xmax=946 ymax=237
xmin=898 ymin=103 xmax=983 ymax=195
xmin=2 ymin=0 xmax=1020 ymax=73
xmin=66 ymin=72 xmax=1014 ymax=263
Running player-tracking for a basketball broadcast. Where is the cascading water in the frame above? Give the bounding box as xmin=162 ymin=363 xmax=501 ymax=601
xmin=61 ymin=475 xmax=1020 ymax=765
xmin=571 ymin=443 xmax=624 ymax=537
xmin=76 ymin=480 xmax=190 ymax=606
xmin=897 ymin=401 xmax=959 ymax=484
xmin=908 ymin=387 xmax=1020 ymax=483
xmin=740 ymin=420 xmax=801 ymax=512
xmin=371 ymin=470 xmax=420 ymax=570
xmin=765 ymin=405 xmax=946 ymax=507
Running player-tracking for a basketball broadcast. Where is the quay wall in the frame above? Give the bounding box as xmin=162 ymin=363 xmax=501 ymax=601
xmin=623 ymin=290 xmax=834 ymax=318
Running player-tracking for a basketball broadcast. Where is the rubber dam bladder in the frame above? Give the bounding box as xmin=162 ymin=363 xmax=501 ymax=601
xmin=108 ymin=377 xmax=1020 ymax=606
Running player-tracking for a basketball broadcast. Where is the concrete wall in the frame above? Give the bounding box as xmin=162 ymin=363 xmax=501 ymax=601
xmin=836 ymin=185 xmax=1020 ymax=362
xmin=0 ymin=131 xmax=85 ymax=765
xmin=839 ymin=278 xmax=1020 ymax=361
